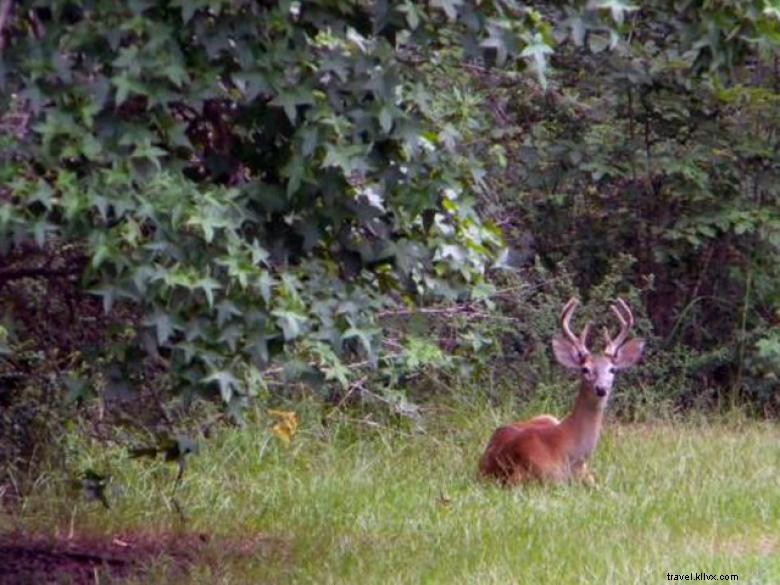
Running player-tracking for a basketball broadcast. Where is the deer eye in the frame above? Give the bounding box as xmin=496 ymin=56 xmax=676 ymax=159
xmin=609 ymin=367 xmax=616 ymax=374
xmin=581 ymin=366 xmax=590 ymax=374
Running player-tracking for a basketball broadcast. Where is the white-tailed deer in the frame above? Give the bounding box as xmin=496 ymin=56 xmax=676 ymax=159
xmin=479 ymin=298 xmax=645 ymax=486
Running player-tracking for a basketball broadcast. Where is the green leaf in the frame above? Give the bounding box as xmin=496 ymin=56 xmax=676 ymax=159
xmin=216 ymin=300 xmax=242 ymax=327
xmin=322 ymin=144 xmax=372 ymax=175
xmin=521 ymin=34 xmax=554 ymax=90
xmin=31 ymin=220 xmax=57 ymax=248
xmin=272 ymin=309 xmax=308 ymax=341
xmin=431 ymin=0 xmax=463 ymax=21
xmin=343 ymin=326 xmax=376 ymax=356
xmin=594 ymin=0 xmax=639 ymax=27
xmin=144 ymin=310 xmax=175 ymax=345
xmin=29 ymin=180 xmax=54 ymax=210
xmin=379 ymin=106 xmax=394 ymax=134
xmin=256 ymin=271 xmax=274 ymax=304
xmin=195 ymin=276 xmax=222 ymax=308
xmin=397 ymin=2 xmax=422 ymax=29
xmin=203 ymin=370 xmax=240 ymax=403
xmin=131 ymin=140 xmax=167 ymax=171
xmin=112 ymin=72 xmax=145 ymax=105
xmin=271 ymin=88 xmax=315 ymax=123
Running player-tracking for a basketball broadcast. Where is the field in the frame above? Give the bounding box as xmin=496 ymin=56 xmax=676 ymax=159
xmin=2 ymin=404 xmax=778 ymax=584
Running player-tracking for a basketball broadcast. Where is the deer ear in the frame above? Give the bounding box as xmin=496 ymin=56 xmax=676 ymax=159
xmin=552 ymin=336 xmax=583 ymax=370
xmin=613 ymin=338 xmax=645 ymax=369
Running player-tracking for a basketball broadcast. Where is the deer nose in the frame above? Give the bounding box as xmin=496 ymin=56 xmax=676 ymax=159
xmin=595 ymin=387 xmax=607 ymax=397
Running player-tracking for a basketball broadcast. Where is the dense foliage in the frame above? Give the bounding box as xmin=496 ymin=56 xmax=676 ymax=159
xmin=1 ymin=1 xmax=533 ymax=417
xmin=2 ymin=0 xmax=780 ymax=476
xmin=484 ymin=0 xmax=780 ymax=413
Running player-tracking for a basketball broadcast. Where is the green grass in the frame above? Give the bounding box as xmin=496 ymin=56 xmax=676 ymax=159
xmin=2 ymin=403 xmax=779 ymax=584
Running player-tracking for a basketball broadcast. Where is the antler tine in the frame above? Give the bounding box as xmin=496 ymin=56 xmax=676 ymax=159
xmin=604 ymin=297 xmax=634 ymax=356
xmin=615 ymin=298 xmax=634 ymax=328
xmin=579 ymin=321 xmax=592 ymax=347
xmin=560 ymin=298 xmax=579 ymax=343
xmin=561 ymin=297 xmax=590 ymax=357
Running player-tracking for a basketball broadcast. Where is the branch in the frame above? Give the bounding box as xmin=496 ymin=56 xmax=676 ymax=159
xmin=377 ymin=304 xmax=522 ymax=322
xmin=0 ymin=265 xmax=83 ymax=286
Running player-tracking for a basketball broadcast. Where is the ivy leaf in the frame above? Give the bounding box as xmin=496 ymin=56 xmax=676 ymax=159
xmin=431 ymin=0 xmax=463 ymax=22
xmin=322 ymin=360 xmax=350 ymax=389
xmin=112 ymin=71 xmax=145 ymax=105
xmin=204 ymin=370 xmax=240 ymax=403
xmin=379 ymin=106 xmax=394 ymax=134
xmin=256 ymin=271 xmax=275 ymax=304
xmin=31 ymin=220 xmax=57 ymax=248
xmin=218 ymin=324 xmax=243 ymax=352
xmin=343 ymin=325 xmax=377 ymax=356
xmin=765 ymin=1 xmax=780 ymax=20
xmin=566 ymin=16 xmax=587 ymax=46
xmin=29 ymin=180 xmax=54 ymax=210
xmin=90 ymin=286 xmax=118 ymax=313
xmin=187 ymin=209 xmax=228 ymax=243
xmin=270 ymin=88 xmax=315 ymax=123
xmin=397 ymin=1 xmax=422 ymax=29
xmin=162 ymin=59 xmax=190 ymax=88
xmin=249 ymin=240 xmax=270 ymax=266
xmin=131 ymin=140 xmax=167 ymax=171
xmin=521 ymin=33 xmax=554 ymax=90
xmin=481 ymin=34 xmax=509 ymax=66
xmin=144 ymin=309 xmax=175 ymax=345
xmin=272 ymin=309 xmax=308 ymax=340
xmin=195 ymin=276 xmax=221 ymax=308
xmin=216 ymin=300 xmax=242 ymax=327
xmin=322 ymin=144 xmax=372 ymax=175
xmin=593 ymin=0 xmax=639 ymax=27
xmin=232 ymin=71 xmax=271 ymax=101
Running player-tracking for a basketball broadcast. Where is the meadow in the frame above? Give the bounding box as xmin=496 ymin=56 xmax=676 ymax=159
xmin=3 ymin=403 xmax=778 ymax=584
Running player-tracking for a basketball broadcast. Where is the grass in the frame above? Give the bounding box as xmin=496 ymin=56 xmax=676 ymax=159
xmin=2 ymin=402 xmax=779 ymax=584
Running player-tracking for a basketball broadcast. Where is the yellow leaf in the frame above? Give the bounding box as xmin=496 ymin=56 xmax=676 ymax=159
xmin=268 ymin=410 xmax=298 ymax=446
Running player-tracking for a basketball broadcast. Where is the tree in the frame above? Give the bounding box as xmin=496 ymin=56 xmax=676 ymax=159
xmin=0 ymin=1 xmax=553 ymax=414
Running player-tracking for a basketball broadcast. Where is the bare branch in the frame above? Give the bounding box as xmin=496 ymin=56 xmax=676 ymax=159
xmin=0 ymin=265 xmax=84 ymax=287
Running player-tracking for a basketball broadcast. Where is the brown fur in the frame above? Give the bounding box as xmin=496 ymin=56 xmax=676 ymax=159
xmin=479 ymin=386 xmax=602 ymax=485
xmin=478 ymin=298 xmax=644 ymax=487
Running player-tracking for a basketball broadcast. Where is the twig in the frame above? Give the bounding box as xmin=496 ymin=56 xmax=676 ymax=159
xmin=733 ymin=268 xmax=752 ymax=407
xmin=461 ymin=62 xmax=491 ymax=74
xmin=262 ymin=353 xmax=404 ymax=379
xmin=377 ymin=304 xmax=479 ymax=318
xmin=325 ymin=376 xmax=366 ymax=418
xmin=378 ymin=304 xmax=522 ymax=323
xmin=338 ymin=415 xmax=447 ymax=445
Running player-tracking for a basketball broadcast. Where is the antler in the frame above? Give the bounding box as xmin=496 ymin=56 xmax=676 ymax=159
xmin=603 ymin=298 xmax=634 ymax=357
xmin=561 ymin=298 xmax=592 ymax=358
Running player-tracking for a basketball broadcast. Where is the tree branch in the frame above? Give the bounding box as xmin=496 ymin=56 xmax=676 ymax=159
xmin=0 ymin=265 xmax=83 ymax=286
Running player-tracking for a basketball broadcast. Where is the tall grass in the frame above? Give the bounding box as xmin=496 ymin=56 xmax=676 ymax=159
xmin=2 ymin=403 xmax=778 ymax=584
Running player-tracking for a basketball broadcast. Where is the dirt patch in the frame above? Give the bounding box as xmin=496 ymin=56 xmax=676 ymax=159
xmin=712 ymin=534 xmax=778 ymax=558
xmin=0 ymin=531 xmax=279 ymax=584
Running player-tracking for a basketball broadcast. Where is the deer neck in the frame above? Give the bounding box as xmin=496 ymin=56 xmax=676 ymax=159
xmin=559 ymin=383 xmax=606 ymax=464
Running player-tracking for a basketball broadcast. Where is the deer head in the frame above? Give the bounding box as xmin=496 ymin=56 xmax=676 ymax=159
xmin=552 ymin=298 xmax=645 ymax=403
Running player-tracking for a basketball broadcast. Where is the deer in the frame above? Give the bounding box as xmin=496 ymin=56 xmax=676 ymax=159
xmin=479 ymin=297 xmax=645 ymax=486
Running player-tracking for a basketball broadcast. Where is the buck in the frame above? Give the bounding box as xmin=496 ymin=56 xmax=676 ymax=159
xmin=479 ymin=298 xmax=644 ymax=486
